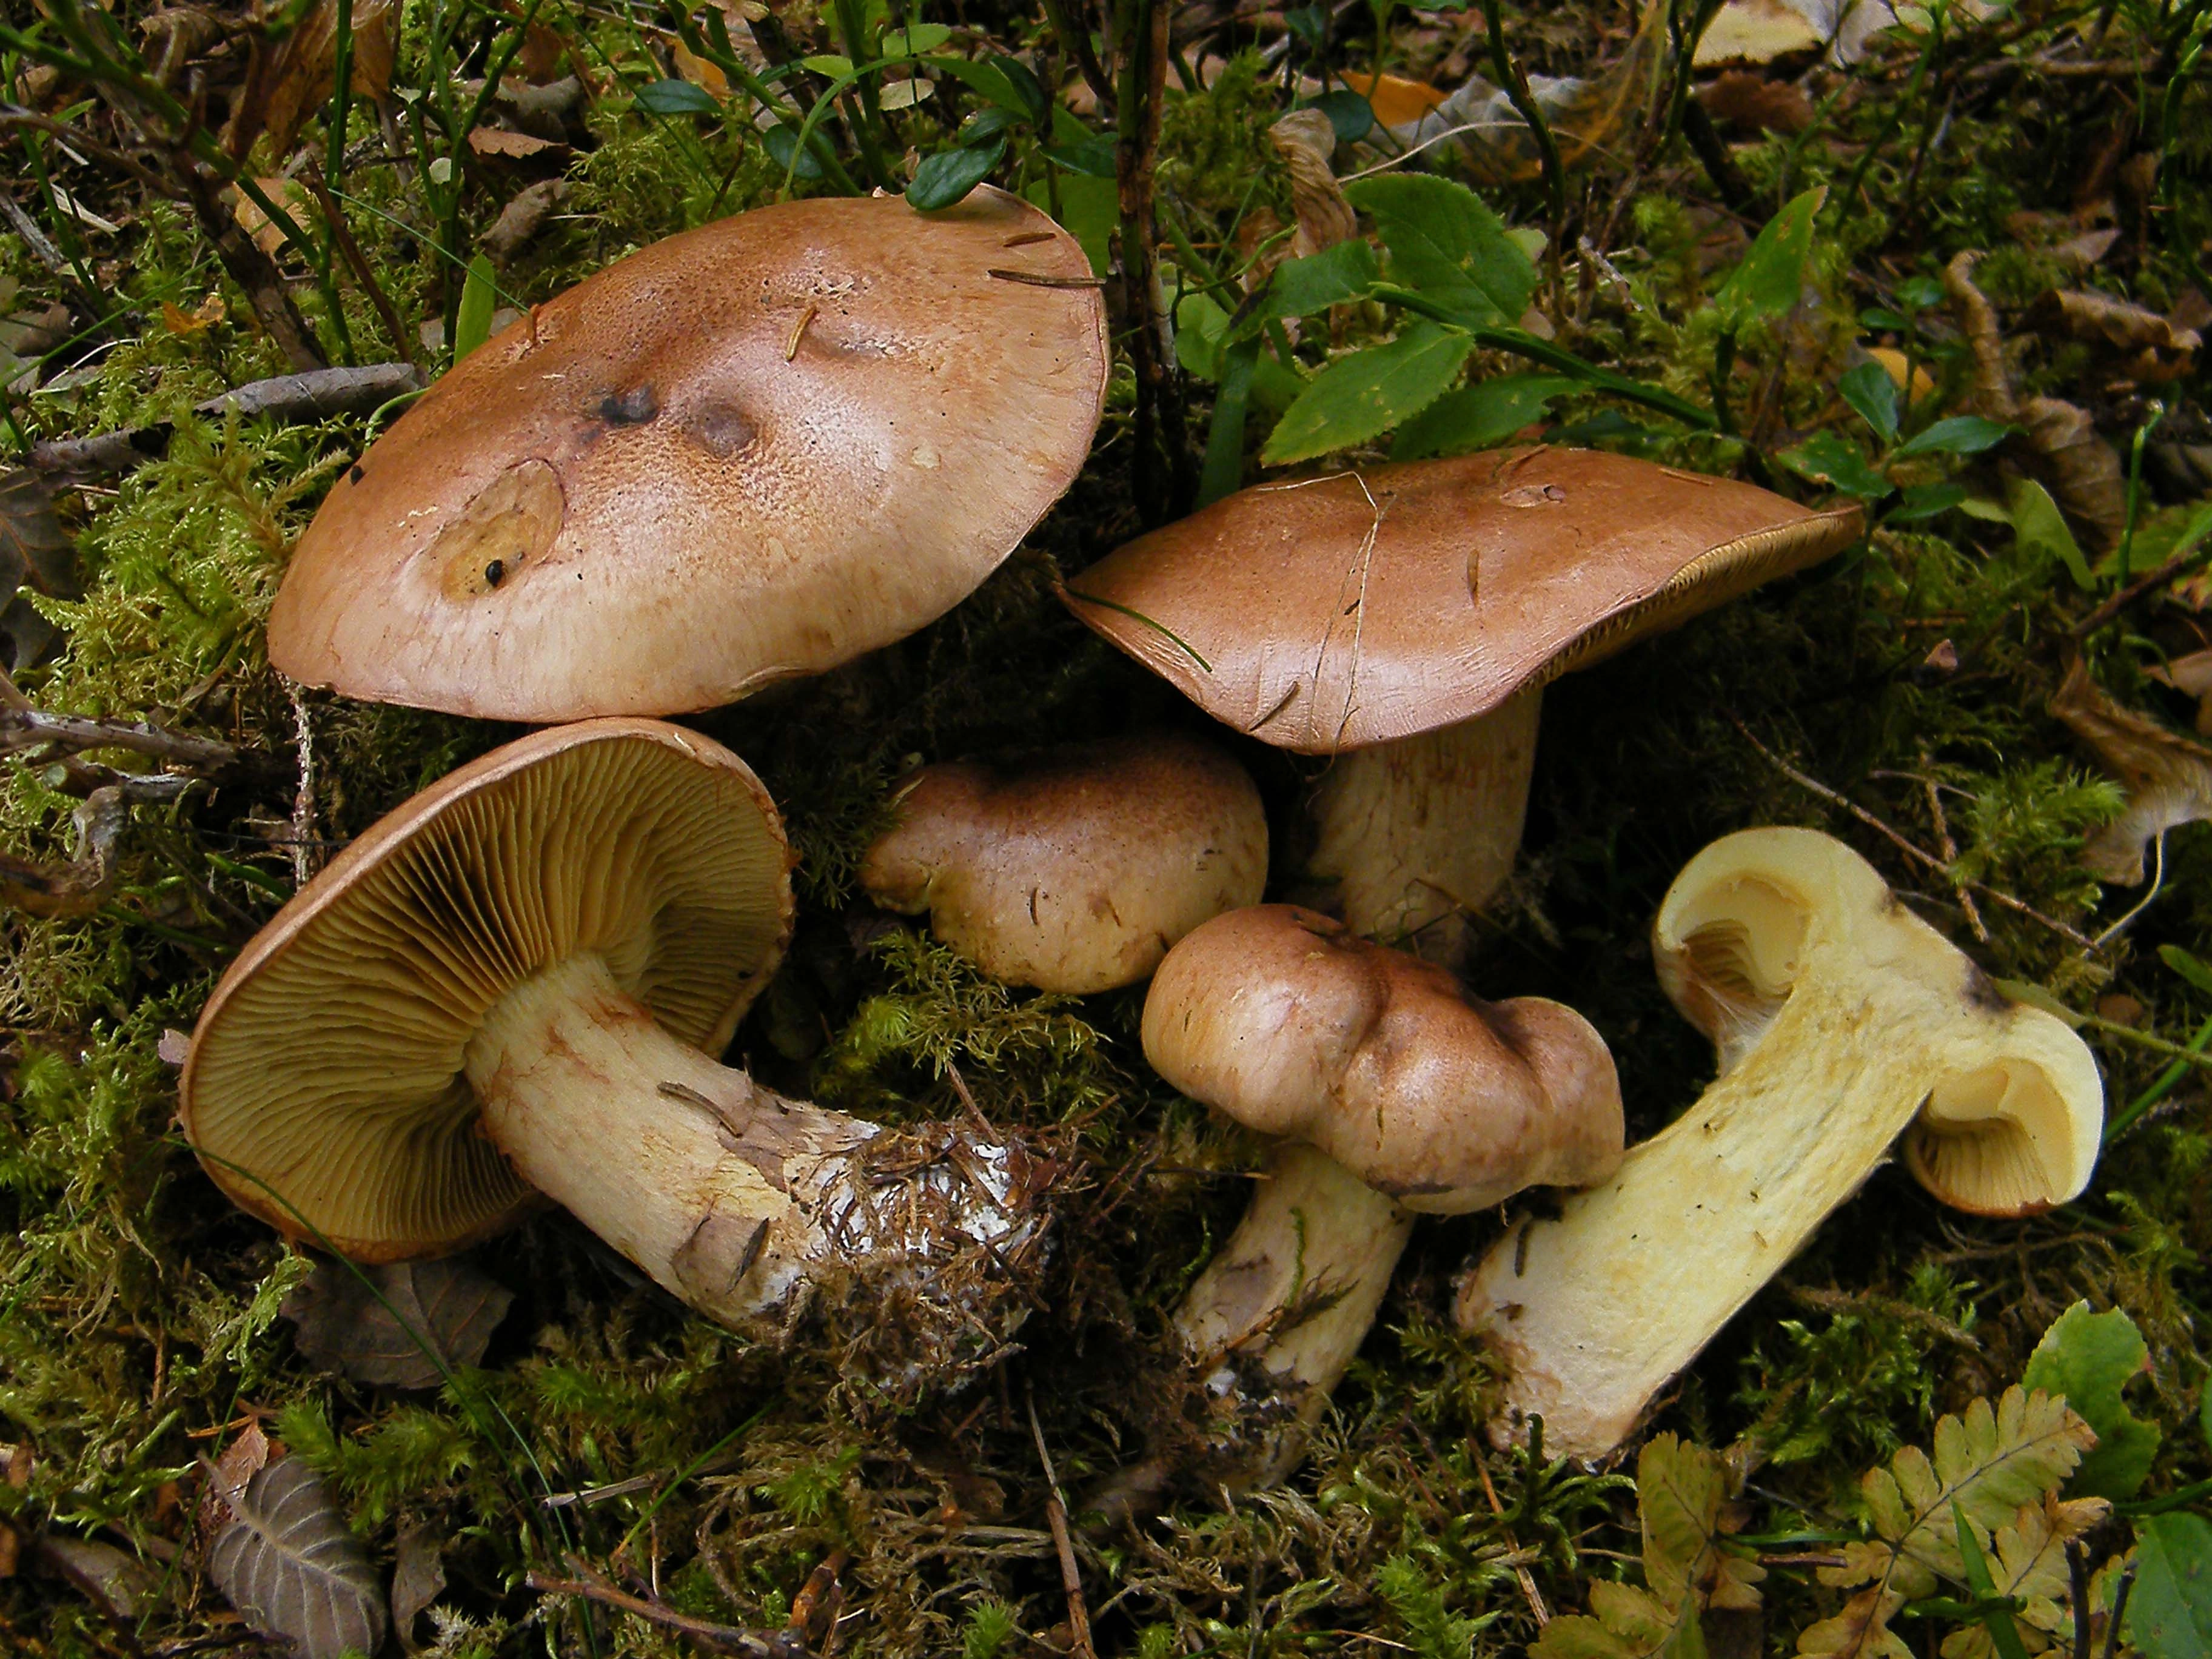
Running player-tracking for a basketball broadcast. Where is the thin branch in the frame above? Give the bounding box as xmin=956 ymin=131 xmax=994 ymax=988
xmin=526 ymin=1558 xmax=811 ymax=1657
xmin=1027 ymin=1385 xmax=1098 ymax=1659
xmin=0 ymin=709 xmax=243 ymax=771
xmin=2068 ymin=539 xmax=2212 ymax=640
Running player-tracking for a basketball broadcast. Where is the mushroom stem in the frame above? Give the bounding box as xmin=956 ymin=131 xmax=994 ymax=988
xmin=466 ymin=953 xmax=1025 ymax=1326
xmin=1455 ymin=828 xmax=2102 ymax=1460
xmin=1172 ymin=1142 xmax=1414 ymax=1490
xmin=1301 ymin=689 xmax=1541 ymax=962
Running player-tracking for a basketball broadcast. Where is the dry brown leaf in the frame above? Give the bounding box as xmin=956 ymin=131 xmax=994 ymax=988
xmin=227 ymin=178 xmax=312 ymax=259
xmin=208 ymin=1456 xmax=387 ymax=1659
xmin=0 ymin=1520 xmax=16 ymax=1579
xmin=467 ymin=126 xmax=566 ymax=161
xmin=2051 ymin=658 xmax=2212 ymax=883
xmin=230 ymin=0 xmax=395 ymax=162
xmin=482 ymin=178 xmax=570 ymax=263
xmin=0 ymin=787 xmax=129 ymax=919
xmin=2145 ymin=646 xmax=2212 ymax=735
xmin=32 ymin=1536 xmax=161 ymax=1623
xmin=1695 ymin=0 xmax=1826 ymax=67
xmin=1269 ymin=109 xmax=1356 ymax=258
xmin=2026 ymin=289 xmax=2199 ymax=386
xmin=200 ymin=1421 xmax=271 ymax=1536
xmin=282 ymin=1256 xmax=514 ymax=1389
xmin=1 ymin=466 xmax=84 ymax=668
xmin=1338 ymin=70 xmax=1449 ymax=128
xmin=389 ymin=1525 xmax=446 ymax=1654
xmin=1700 ymin=69 xmax=1817 ymax=134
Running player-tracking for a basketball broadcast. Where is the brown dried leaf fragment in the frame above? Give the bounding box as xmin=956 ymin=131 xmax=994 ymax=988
xmin=2050 ymin=658 xmax=2212 ymax=883
xmin=1269 ymin=109 xmax=1356 ymax=258
xmin=2145 ymin=646 xmax=2212 ymax=734
xmin=230 ymin=0 xmax=395 ymax=163
xmin=0 ymin=787 xmax=130 ymax=919
xmin=281 ymin=1255 xmax=514 ymax=1389
xmin=2026 ymin=290 xmax=2200 ymax=386
xmin=481 ymin=178 xmax=570 ymax=263
xmin=31 ymin=1535 xmax=163 ymax=1623
xmin=207 ymin=1456 xmax=387 ymax=1659
xmin=390 ymin=1524 xmax=447 ymax=1654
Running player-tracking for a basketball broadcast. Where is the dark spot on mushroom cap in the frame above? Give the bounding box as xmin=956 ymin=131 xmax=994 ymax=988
xmin=1962 ymin=962 xmax=2011 ymax=1013
xmin=687 ymin=403 xmax=760 ymax=458
xmin=349 ymin=464 xmax=365 ymax=485
xmin=598 ymin=384 xmax=659 ymax=424
xmin=484 ymin=559 xmax=506 ymax=588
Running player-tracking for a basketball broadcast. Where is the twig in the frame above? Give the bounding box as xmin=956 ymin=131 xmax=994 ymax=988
xmin=288 ymin=684 xmax=317 ymax=888
xmin=2067 ymin=1541 xmax=2092 ymax=1659
xmin=0 ymin=708 xmax=242 ymax=770
xmin=783 ymin=1549 xmax=850 ymax=1651
xmin=1026 ymin=1384 xmax=1097 ymax=1659
xmin=985 ymin=269 xmax=1110 ymax=288
xmin=526 ymin=1558 xmax=811 ymax=1657
xmin=1733 ymin=720 xmax=2097 ymax=949
xmin=2068 ymin=539 xmax=2212 ymax=641
xmin=30 ymin=363 xmax=424 ymax=481
xmin=300 ymin=166 xmax=421 ymax=372
xmin=1475 ymin=1456 xmax=1550 ymax=1626
xmin=1920 ymin=752 xmax=1987 ymax=942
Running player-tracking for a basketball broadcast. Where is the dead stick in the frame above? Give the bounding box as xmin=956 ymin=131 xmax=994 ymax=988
xmin=1920 ymin=752 xmax=1988 ymax=942
xmin=1475 ymin=1458 xmax=1550 ymax=1626
xmin=1025 ymin=1386 xmax=1097 ymax=1659
xmin=2069 ymin=541 xmax=2212 ymax=641
xmin=1733 ymin=720 xmax=2096 ymax=949
xmin=783 ymin=1549 xmax=849 ymax=1648
xmin=526 ymin=1562 xmax=809 ymax=1658
xmin=300 ymin=166 xmax=422 ymax=372
xmin=0 ymin=708 xmax=242 ymax=769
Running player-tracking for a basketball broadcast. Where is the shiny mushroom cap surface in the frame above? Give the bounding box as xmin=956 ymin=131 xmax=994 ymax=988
xmin=180 ymin=719 xmax=794 ymax=1259
xmin=1064 ymin=448 xmax=1862 ymax=754
xmin=860 ymin=732 xmax=1268 ymax=994
xmin=1141 ymin=903 xmax=1623 ymax=1212
xmin=271 ymin=189 xmax=1109 ymax=721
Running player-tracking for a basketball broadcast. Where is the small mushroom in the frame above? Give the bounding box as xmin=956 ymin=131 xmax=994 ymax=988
xmin=1455 ymin=827 xmax=2104 ymax=1460
xmin=1064 ymin=450 xmax=1861 ymax=962
xmin=182 ymin=720 xmax=1044 ymax=1362
xmin=270 ymin=189 xmax=1108 ymax=721
xmin=1141 ymin=904 xmax=1622 ymax=1487
xmin=859 ymin=732 xmax=1267 ymax=993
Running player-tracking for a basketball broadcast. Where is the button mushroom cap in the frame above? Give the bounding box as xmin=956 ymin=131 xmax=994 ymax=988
xmin=1138 ymin=904 xmax=1621 ymax=1489
xmin=1144 ymin=904 xmax=1623 ymax=1212
xmin=859 ymin=732 xmax=1267 ymax=994
xmin=1063 ymin=449 xmax=1862 ymax=960
xmin=181 ymin=720 xmax=1045 ymax=1352
xmin=1456 ymin=827 xmax=2103 ymax=1459
xmin=269 ymin=188 xmax=1109 ymax=722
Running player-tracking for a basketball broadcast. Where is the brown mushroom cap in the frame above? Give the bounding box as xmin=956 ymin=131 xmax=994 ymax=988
xmin=270 ymin=189 xmax=1109 ymax=722
xmin=180 ymin=719 xmax=793 ymax=1259
xmin=1064 ymin=448 xmax=1862 ymax=753
xmin=860 ymin=732 xmax=1268 ymax=994
xmin=1141 ymin=904 xmax=1623 ymax=1212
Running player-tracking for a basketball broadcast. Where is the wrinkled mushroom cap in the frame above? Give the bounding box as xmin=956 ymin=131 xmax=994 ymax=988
xmin=270 ymin=189 xmax=1109 ymax=721
xmin=181 ymin=719 xmax=794 ymax=1259
xmin=1064 ymin=449 xmax=1862 ymax=754
xmin=1653 ymin=826 xmax=2103 ymax=1216
xmin=1142 ymin=904 xmax=1623 ymax=1212
xmin=860 ymin=732 xmax=1267 ymax=994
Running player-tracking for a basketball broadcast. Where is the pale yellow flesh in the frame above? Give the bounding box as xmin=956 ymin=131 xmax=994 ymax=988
xmin=1301 ymin=691 xmax=1540 ymax=962
xmin=1174 ymin=1142 xmax=1413 ymax=1489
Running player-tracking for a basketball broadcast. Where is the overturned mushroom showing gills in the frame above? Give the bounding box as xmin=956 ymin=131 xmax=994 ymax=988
xmin=182 ymin=720 xmax=1044 ymax=1364
xmin=270 ymin=189 xmax=1108 ymax=721
xmin=1143 ymin=905 xmax=1621 ymax=1488
xmin=859 ymin=732 xmax=1268 ymax=993
xmin=1456 ymin=827 xmax=2103 ymax=1460
xmin=1064 ymin=450 xmax=1862 ymax=960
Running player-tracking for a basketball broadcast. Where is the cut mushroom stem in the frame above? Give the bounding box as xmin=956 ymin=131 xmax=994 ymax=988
xmin=1301 ymin=690 xmax=1540 ymax=960
xmin=1456 ymin=827 xmax=2104 ymax=1461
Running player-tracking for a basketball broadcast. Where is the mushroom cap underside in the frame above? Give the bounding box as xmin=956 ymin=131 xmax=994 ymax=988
xmin=859 ymin=731 xmax=1268 ymax=993
xmin=180 ymin=719 xmax=794 ymax=1259
xmin=1142 ymin=903 xmax=1624 ymax=1211
xmin=1062 ymin=448 xmax=1862 ymax=753
xmin=1652 ymin=825 xmax=2103 ymax=1216
xmin=270 ymin=189 xmax=1110 ymax=721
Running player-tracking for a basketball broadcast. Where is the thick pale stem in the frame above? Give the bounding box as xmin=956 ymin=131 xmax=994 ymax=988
xmin=465 ymin=953 xmax=1027 ymax=1328
xmin=1173 ymin=1142 xmax=1414 ymax=1489
xmin=1455 ymin=979 xmax=1934 ymax=1459
xmin=1301 ymin=688 xmax=1541 ymax=964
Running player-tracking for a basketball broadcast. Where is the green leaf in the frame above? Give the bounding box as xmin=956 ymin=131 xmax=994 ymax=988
xmin=1715 ymin=186 xmax=1825 ymax=328
xmin=1303 ymin=88 xmax=1375 ymax=142
xmin=907 ymin=138 xmax=1004 ymax=210
xmin=1889 ymin=483 xmax=1967 ymax=522
xmin=452 ymin=255 xmax=497 ymax=362
xmin=987 ymin=52 xmax=1050 ymax=123
xmin=1344 ymin=174 xmax=1537 ymax=328
xmin=1027 ymin=174 xmax=1116 ymax=276
xmin=1839 ymin=360 xmax=1901 ymax=444
xmin=880 ymin=22 xmax=951 ymax=53
xmin=634 ymin=76 xmax=721 ymax=115
xmin=1892 ymin=416 xmax=2011 ymax=458
xmin=1778 ymin=432 xmax=1894 ymax=500
xmin=1951 ymin=1502 xmax=2033 ymax=1659
xmin=1171 ymin=292 xmax=1304 ymax=407
xmin=1199 ymin=339 xmax=1258 ymax=507
xmin=923 ymin=55 xmax=1028 ymax=116
xmin=762 ymin=123 xmax=826 ymax=180
xmin=1043 ymin=132 xmax=1119 ymax=176
xmin=1392 ymin=373 xmax=1578 ymax=459
xmin=2007 ymin=477 xmax=2094 ymax=591
xmin=1260 ymin=323 xmax=1475 ymax=465
xmin=2131 ymin=1513 xmax=2212 ymax=1659
xmin=2163 ymin=945 xmax=2212 ymax=997
xmin=2022 ymin=1301 xmax=2160 ymax=1500
xmin=800 ymin=52 xmax=856 ymax=76
xmin=1239 ymin=240 xmax=1380 ymax=334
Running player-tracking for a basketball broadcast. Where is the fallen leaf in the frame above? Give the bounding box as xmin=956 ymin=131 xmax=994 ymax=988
xmin=482 ymin=178 xmax=570 ymax=263
xmin=33 ymin=1535 xmax=161 ymax=1622
xmin=1694 ymin=0 xmax=1825 ymax=67
xmin=390 ymin=1524 xmax=446 ymax=1654
xmin=161 ymin=295 xmax=227 ymax=335
xmin=282 ymin=1255 xmax=514 ymax=1389
xmin=0 ymin=1520 xmax=16 ymax=1578
xmin=158 ymin=1028 xmax=193 ymax=1065
xmin=2026 ymin=289 xmax=2199 ymax=386
xmin=227 ymin=178 xmax=313 ymax=259
xmin=230 ymin=0 xmax=396 ymax=162
xmin=1269 ymin=109 xmax=1357 ymax=258
xmin=1867 ymin=346 xmax=1936 ymax=401
xmin=208 ymin=1456 xmax=387 ymax=1659
xmin=1338 ymin=70 xmax=1449 ymax=129
xmin=2051 ymin=658 xmax=2212 ymax=883
xmin=201 ymin=1421 xmax=272 ymax=1535
xmin=467 ymin=126 xmax=566 ymax=161
xmin=1700 ymin=69 xmax=1816 ymax=135
xmin=0 ymin=787 xmax=131 ymax=920
xmin=2022 ymin=396 xmax=2127 ymax=551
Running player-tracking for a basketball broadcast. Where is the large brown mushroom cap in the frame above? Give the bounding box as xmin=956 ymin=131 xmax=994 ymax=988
xmin=859 ymin=732 xmax=1267 ymax=993
xmin=180 ymin=720 xmax=794 ymax=1259
xmin=270 ymin=189 xmax=1109 ymax=721
xmin=1142 ymin=904 xmax=1623 ymax=1212
xmin=1064 ymin=448 xmax=1862 ymax=753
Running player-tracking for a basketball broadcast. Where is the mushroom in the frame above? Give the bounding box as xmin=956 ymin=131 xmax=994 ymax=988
xmin=270 ymin=188 xmax=1108 ymax=722
xmin=181 ymin=719 xmax=1045 ymax=1358
xmin=1455 ymin=826 xmax=2104 ymax=1460
xmin=1062 ymin=449 xmax=1862 ymax=961
xmin=859 ymin=732 xmax=1267 ymax=993
xmin=1141 ymin=903 xmax=1622 ymax=1487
